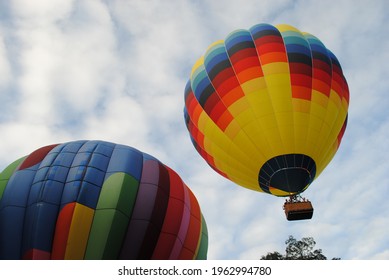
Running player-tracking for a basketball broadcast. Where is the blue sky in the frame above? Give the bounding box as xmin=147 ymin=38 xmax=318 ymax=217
xmin=0 ymin=0 xmax=388 ymax=259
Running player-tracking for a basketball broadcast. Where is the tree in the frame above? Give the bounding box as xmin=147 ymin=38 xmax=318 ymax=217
xmin=260 ymin=235 xmax=340 ymax=260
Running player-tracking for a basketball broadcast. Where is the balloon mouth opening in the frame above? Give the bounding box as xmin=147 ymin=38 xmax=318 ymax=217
xmin=258 ymin=154 xmax=316 ymax=193
xmin=270 ymin=168 xmax=313 ymax=193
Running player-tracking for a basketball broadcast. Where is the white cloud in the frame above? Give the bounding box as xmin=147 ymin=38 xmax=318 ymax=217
xmin=83 ymin=95 xmax=150 ymax=148
xmin=11 ymin=0 xmax=73 ymax=18
xmin=0 ymin=33 xmax=11 ymax=89
xmin=0 ymin=121 xmax=59 ymax=161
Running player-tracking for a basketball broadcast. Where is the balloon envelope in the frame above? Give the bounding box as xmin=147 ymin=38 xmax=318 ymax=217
xmin=184 ymin=23 xmax=349 ymax=196
xmin=0 ymin=140 xmax=208 ymax=260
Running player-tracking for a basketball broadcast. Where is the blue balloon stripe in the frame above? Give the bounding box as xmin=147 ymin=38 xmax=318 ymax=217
xmin=21 ymin=143 xmax=77 ymax=258
xmin=0 ymin=167 xmax=38 ymax=259
xmin=106 ymin=145 xmax=143 ymax=181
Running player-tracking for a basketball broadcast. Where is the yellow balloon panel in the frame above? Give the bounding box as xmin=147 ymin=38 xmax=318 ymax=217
xmin=64 ymin=203 xmax=94 ymax=259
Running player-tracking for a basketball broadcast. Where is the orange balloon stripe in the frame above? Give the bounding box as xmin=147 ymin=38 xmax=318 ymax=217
xmin=259 ymin=52 xmax=288 ymax=65
xmin=236 ymin=66 xmax=263 ymax=84
xmin=51 ymin=202 xmax=76 ymax=259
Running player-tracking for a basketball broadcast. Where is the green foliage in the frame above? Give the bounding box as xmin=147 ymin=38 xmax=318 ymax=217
xmin=260 ymin=235 xmax=340 ymax=260
xmin=260 ymin=251 xmax=284 ymax=260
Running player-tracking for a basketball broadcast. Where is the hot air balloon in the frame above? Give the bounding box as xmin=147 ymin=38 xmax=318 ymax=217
xmin=0 ymin=140 xmax=208 ymax=259
xmin=184 ymin=23 xmax=349 ymax=220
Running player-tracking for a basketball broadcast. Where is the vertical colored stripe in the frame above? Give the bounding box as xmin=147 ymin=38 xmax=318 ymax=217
xmin=195 ymin=215 xmax=208 ymax=260
xmin=178 ymin=188 xmax=201 ymax=260
xmin=169 ymin=177 xmax=191 ymax=259
xmin=51 ymin=202 xmax=76 ymax=259
xmin=0 ymin=167 xmax=37 ymax=259
xmin=151 ymin=166 xmax=186 ymax=259
xmin=64 ymin=203 xmax=94 ymax=259
xmin=0 ymin=157 xmax=25 ymax=200
xmin=84 ymin=172 xmax=140 ymax=259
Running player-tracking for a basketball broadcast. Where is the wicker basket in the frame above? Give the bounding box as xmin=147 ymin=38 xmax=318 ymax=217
xmin=284 ymin=201 xmax=314 ymax=221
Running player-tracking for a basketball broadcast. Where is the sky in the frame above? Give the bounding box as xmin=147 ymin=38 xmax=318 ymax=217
xmin=0 ymin=0 xmax=388 ymax=260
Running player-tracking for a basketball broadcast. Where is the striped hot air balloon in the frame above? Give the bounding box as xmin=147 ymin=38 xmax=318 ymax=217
xmin=0 ymin=140 xmax=208 ymax=259
xmin=184 ymin=23 xmax=349 ymax=220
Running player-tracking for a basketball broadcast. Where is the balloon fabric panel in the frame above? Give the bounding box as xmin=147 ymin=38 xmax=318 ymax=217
xmin=0 ymin=157 xmax=25 ymax=201
xmin=51 ymin=202 xmax=76 ymax=259
xmin=84 ymin=172 xmax=139 ymax=259
xmin=151 ymin=166 xmax=187 ymax=259
xmin=195 ymin=214 xmax=208 ymax=260
xmin=0 ymin=168 xmax=37 ymax=259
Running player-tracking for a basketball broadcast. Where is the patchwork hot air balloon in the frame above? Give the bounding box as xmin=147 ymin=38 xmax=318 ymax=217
xmin=0 ymin=140 xmax=208 ymax=259
xmin=184 ymin=23 xmax=349 ymax=220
